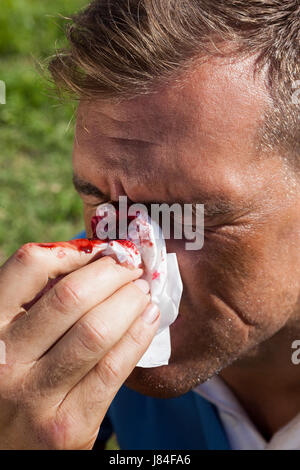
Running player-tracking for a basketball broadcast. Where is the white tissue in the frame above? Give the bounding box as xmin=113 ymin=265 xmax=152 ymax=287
xmin=93 ymin=208 xmax=183 ymax=368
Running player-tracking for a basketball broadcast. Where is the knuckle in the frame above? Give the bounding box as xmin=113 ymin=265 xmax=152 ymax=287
xmin=125 ymin=321 xmax=148 ymax=349
xmin=44 ymin=410 xmax=97 ymax=450
xmin=35 ymin=415 xmax=71 ymax=450
xmin=75 ymin=318 xmax=110 ymax=355
xmin=100 ymin=352 xmax=122 ymax=385
xmin=14 ymin=243 xmax=38 ymax=267
xmin=51 ymin=280 xmax=81 ymax=313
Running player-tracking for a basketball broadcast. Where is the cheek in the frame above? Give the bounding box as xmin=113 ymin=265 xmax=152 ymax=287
xmin=177 ymin=225 xmax=300 ymax=337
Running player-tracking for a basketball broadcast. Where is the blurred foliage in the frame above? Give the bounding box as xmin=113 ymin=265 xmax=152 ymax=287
xmin=0 ymin=0 xmax=88 ymax=263
xmin=0 ymin=0 xmax=119 ymax=450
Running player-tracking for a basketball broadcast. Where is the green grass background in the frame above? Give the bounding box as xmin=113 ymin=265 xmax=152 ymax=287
xmin=0 ymin=0 xmax=118 ymax=450
xmin=0 ymin=0 xmax=88 ymax=264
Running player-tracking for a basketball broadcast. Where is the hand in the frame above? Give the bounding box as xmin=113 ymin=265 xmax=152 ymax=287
xmin=0 ymin=242 xmax=159 ymax=449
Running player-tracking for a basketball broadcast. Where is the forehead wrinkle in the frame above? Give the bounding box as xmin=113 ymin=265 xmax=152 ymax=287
xmin=77 ymin=99 xmax=185 ymax=145
xmin=101 ymin=139 xmax=157 ymax=174
xmin=77 ymin=126 xmax=172 ymax=180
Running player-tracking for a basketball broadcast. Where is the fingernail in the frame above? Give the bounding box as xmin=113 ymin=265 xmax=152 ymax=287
xmin=133 ymin=279 xmax=150 ymax=294
xmin=142 ymin=303 xmax=160 ymax=325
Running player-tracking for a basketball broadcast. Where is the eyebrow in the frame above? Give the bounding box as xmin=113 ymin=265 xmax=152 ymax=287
xmin=73 ymin=175 xmax=108 ymax=199
xmin=73 ymin=174 xmax=241 ymax=218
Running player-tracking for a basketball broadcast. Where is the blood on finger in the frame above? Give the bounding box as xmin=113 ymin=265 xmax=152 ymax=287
xmin=37 ymin=239 xmax=106 ymax=255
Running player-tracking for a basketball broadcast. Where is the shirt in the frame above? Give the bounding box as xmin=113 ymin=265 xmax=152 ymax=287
xmin=194 ymin=375 xmax=300 ymax=450
xmin=99 ymin=383 xmax=231 ymax=449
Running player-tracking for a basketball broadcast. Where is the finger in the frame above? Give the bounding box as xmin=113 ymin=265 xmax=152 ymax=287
xmin=29 ymin=280 xmax=151 ymax=404
xmin=4 ymin=256 xmax=143 ymax=362
xmin=0 ymin=240 xmax=107 ymax=322
xmin=56 ymin=304 xmax=160 ymax=447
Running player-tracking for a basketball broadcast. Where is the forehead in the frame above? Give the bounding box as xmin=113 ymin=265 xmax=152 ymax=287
xmin=74 ymin=54 xmax=269 ymax=203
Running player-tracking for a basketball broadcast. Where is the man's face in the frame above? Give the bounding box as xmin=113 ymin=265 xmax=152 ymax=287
xmin=73 ymin=55 xmax=300 ymax=397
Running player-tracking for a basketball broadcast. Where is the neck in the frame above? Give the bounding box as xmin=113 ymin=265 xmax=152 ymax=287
xmin=220 ymin=324 xmax=300 ymax=440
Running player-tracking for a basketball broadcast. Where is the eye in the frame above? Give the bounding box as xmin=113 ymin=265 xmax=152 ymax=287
xmin=172 ymin=205 xmax=203 ymax=229
xmin=83 ymin=197 xmax=112 ymax=208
